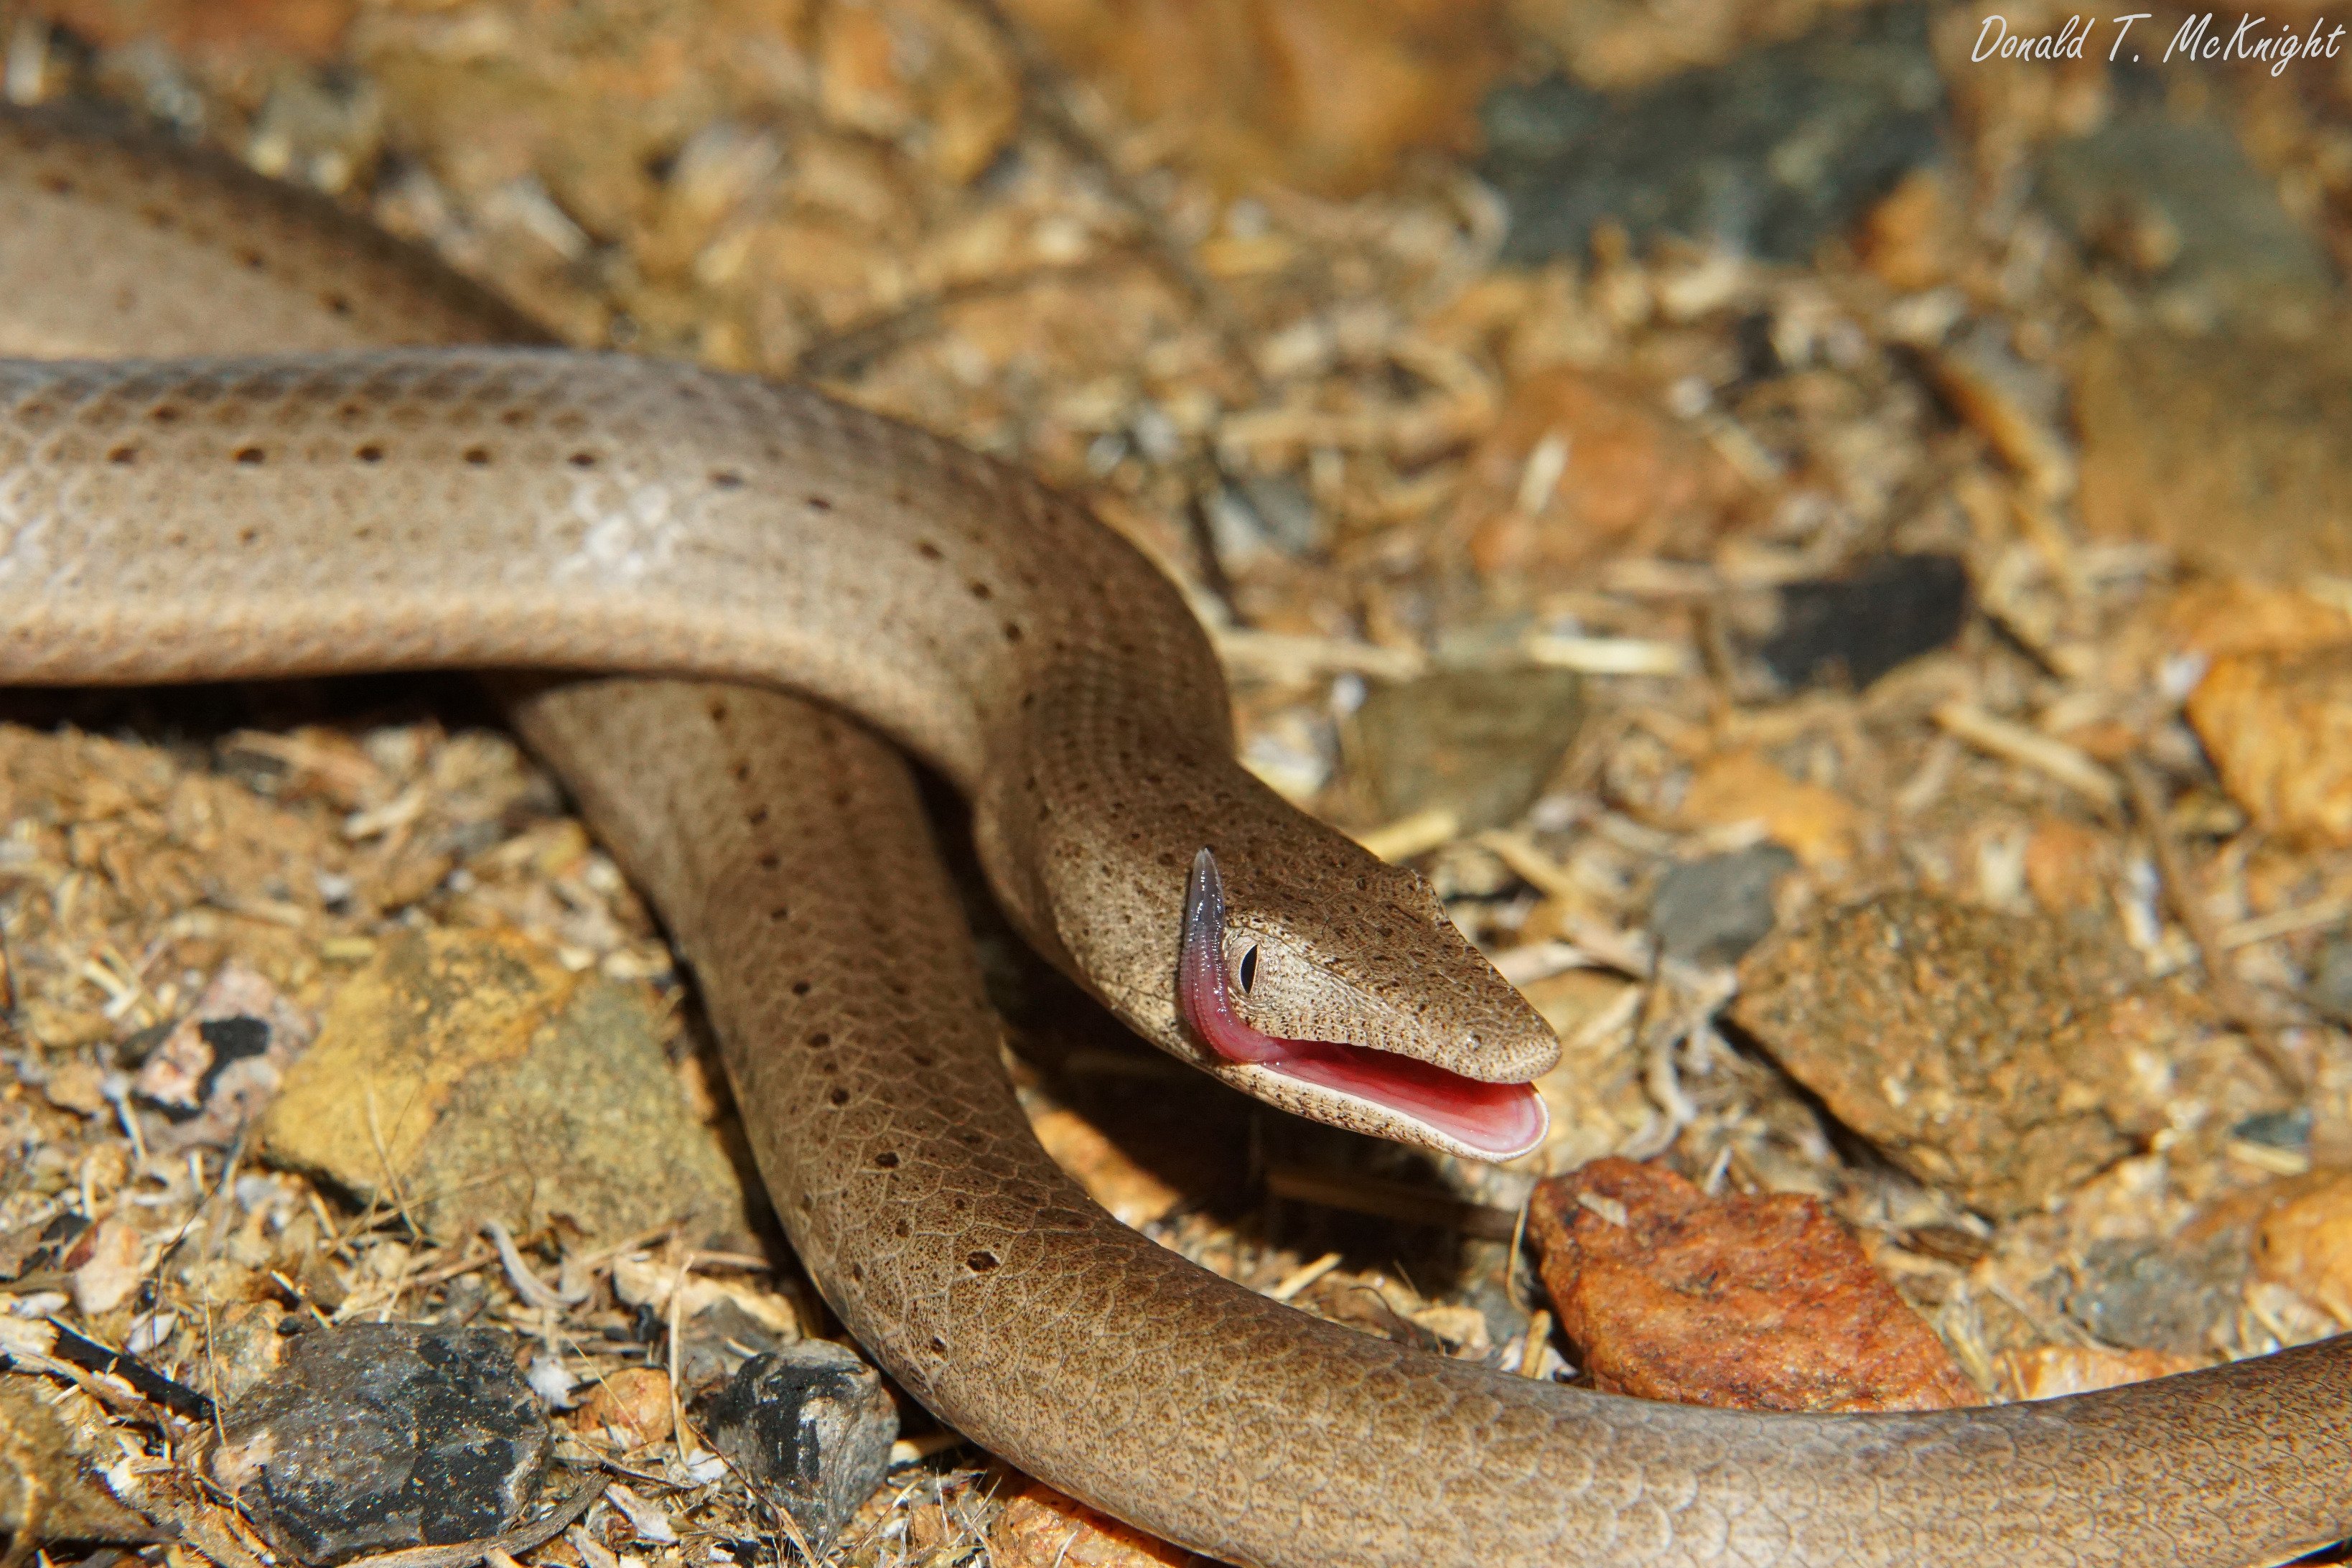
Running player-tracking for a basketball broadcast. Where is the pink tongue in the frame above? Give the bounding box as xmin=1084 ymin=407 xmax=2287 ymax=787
xmin=1177 ymin=849 xmax=1549 ymax=1160
xmin=1229 ymin=1036 xmax=1550 ymax=1157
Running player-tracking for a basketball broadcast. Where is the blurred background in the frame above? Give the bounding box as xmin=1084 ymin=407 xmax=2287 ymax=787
xmin=6 ymin=1 xmax=2352 ymax=1563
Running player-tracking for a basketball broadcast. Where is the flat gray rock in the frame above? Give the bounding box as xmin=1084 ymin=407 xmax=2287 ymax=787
xmin=214 ymin=1323 xmax=551 ymax=1564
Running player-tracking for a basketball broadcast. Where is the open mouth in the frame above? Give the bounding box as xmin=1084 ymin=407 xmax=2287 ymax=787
xmin=1177 ymin=849 xmax=1549 ymax=1160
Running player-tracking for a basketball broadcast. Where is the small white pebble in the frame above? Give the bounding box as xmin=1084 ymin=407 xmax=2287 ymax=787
xmin=528 ymin=1353 xmax=579 ymax=1411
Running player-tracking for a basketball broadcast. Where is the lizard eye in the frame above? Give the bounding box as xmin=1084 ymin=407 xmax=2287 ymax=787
xmin=1236 ymin=943 xmax=1259 ymax=994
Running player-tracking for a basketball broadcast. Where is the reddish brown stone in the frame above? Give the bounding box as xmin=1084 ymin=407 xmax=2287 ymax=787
xmin=990 ymin=1481 xmax=1198 ymax=1567
xmin=1529 ymin=1158 xmax=1980 ymax=1412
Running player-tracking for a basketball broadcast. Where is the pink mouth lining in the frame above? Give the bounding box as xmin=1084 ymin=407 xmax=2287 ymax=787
xmin=1177 ymin=849 xmax=1549 ymax=1159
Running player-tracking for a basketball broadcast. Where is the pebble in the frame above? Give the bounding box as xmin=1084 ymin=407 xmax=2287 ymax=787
xmin=213 ymin=1322 xmax=553 ymax=1565
xmin=1755 ymin=553 xmax=1969 ymax=691
xmin=202 ymin=1299 xmax=294 ymax=1407
xmin=575 ymin=1366 xmax=675 ymax=1450
xmin=1029 ymin=1107 xmax=1185 ymax=1228
xmin=257 ymin=927 xmax=750 ymax=1247
xmin=131 ymin=963 xmax=317 ymax=1153
xmin=0 ymin=1371 xmax=159 ymax=1544
xmin=2037 ymin=103 xmax=2334 ymax=331
xmin=2075 ymin=330 xmax=2352 ymax=582
xmin=1478 ymin=3 xmax=1941 ymax=263
xmin=1999 ymin=1344 xmax=2201 ymax=1401
xmin=990 ymin=1480 xmax=1198 ymax=1567
xmin=1447 ymin=367 xmax=1742 ymax=584
xmin=1347 ymin=668 xmax=1584 ymax=836
xmin=1678 ymin=749 xmax=1860 ymax=869
xmin=2066 ymin=1234 xmax=2246 ymax=1353
xmin=1732 ymin=892 xmax=2186 ymax=1217
xmin=1004 ymin=0 xmax=1501 ymax=196
xmin=2254 ymin=1170 xmax=2352 ymax=1320
xmin=69 ymin=1217 xmax=145 ymax=1317
xmin=2184 ymin=646 xmax=2352 ymax=846
xmin=2022 ymin=816 xmax=2113 ymax=922
xmin=1649 ymin=844 xmax=1797 ymax=966
xmin=1528 ymin=1157 xmax=1979 ymax=1410
xmin=699 ymin=1341 xmax=897 ymax=1548
xmin=2160 ymin=580 xmax=2352 ymax=662
xmin=2309 ymin=935 xmax=2352 ymax=1023
xmin=1925 ymin=327 xmax=2073 ymax=500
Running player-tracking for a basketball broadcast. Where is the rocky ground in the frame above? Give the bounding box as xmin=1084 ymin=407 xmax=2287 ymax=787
xmin=5 ymin=0 xmax=2352 ymax=1563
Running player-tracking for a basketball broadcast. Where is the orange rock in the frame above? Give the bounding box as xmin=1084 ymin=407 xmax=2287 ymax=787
xmin=1999 ymin=1345 xmax=2203 ymax=1401
xmin=1450 ymin=367 xmax=1741 ymax=584
xmin=1679 ymin=750 xmax=1859 ymax=870
xmin=1529 ymin=1158 xmax=1980 ymax=1412
xmin=816 ymin=0 xmax=1019 ymax=184
xmin=2160 ymin=581 xmax=2352 ymax=663
xmin=1029 ymin=1108 xmax=1185 ymax=1228
xmin=999 ymin=0 xmax=1506 ymax=195
xmin=2022 ymin=816 xmax=2111 ymax=917
xmin=70 ymin=1218 xmax=146 ymax=1318
xmin=2185 ymin=648 xmax=2352 ymax=846
xmin=1857 ymin=167 xmax=1960 ymax=292
xmin=2254 ymin=1170 xmax=2352 ymax=1320
xmin=990 ymin=1481 xmax=1198 ymax=1567
xmin=37 ymin=0 xmax=355 ymax=60
xmin=577 ymin=1367 xmax=676 ymax=1450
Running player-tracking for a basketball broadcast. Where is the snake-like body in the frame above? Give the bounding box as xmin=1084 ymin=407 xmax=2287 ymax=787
xmin=3 ymin=103 xmax=2348 ymax=1568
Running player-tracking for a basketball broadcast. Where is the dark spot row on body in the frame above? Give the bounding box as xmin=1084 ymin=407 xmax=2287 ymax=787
xmin=829 ymin=1086 xmax=850 ymax=1106
xmin=874 ymin=1151 xmax=900 ymax=1170
xmin=966 ymin=1251 xmax=999 ymax=1273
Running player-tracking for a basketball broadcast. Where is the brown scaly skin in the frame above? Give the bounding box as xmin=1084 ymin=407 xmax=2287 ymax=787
xmin=2 ymin=100 xmax=2349 ymax=1568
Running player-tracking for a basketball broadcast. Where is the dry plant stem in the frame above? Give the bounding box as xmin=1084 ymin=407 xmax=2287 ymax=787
xmin=6 ymin=103 xmax=2352 ymax=1568
xmin=2121 ymin=757 xmax=2305 ymax=1093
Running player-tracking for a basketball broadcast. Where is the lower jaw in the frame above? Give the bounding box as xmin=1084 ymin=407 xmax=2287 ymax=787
xmin=1244 ymin=1038 xmax=1549 ymax=1159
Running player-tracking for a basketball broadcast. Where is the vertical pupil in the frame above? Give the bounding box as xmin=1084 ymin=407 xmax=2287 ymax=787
xmin=1237 ymin=945 xmax=1258 ymax=994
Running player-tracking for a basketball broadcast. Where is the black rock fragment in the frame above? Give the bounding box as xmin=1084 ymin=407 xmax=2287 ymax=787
xmin=700 ymin=1341 xmax=896 ymax=1546
xmin=213 ymin=1323 xmax=551 ymax=1565
xmin=1758 ymin=553 xmax=1969 ymax=691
